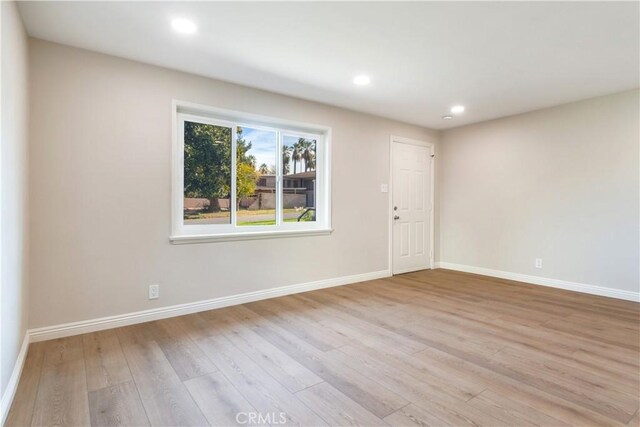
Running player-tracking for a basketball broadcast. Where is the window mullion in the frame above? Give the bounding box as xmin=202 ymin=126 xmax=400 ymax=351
xmin=231 ymin=125 xmax=238 ymax=227
xmin=276 ymin=131 xmax=283 ymax=227
xmin=317 ymin=135 xmax=324 ymax=226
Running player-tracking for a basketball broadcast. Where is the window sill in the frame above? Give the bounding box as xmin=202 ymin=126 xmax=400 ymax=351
xmin=169 ymin=228 xmax=333 ymax=244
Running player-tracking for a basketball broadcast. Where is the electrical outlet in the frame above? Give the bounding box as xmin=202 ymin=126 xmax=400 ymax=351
xmin=149 ymin=284 xmax=159 ymax=300
xmin=535 ymin=258 xmax=543 ymax=269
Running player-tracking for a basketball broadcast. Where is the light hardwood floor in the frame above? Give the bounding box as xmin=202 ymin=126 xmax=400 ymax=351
xmin=6 ymin=269 xmax=640 ymax=426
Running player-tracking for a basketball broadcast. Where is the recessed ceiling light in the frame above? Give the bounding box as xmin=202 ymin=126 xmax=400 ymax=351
xmin=171 ymin=18 xmax=197 ymax=34
xmin=442 ymin=115 xmax=453 ymax=120
xmin=353 ymin=75 xmax=371 ymax=86
xmin=451 ymin=105 xmax=465 ymax=114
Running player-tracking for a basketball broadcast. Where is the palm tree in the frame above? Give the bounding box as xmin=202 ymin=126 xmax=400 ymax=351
xmin=305 ymin=153 xmax=316 ymax=171
xmin=292 ymin=140 xmax=303 ymax=174
xmin=282 ymin=145 xmax=291 ymax=175
xmin=258 ymin=163 xmax=270 ymax=174
xmin=299 ymin=139 xmax=316 ymax=171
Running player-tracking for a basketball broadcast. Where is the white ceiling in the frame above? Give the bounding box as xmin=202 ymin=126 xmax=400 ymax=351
xmin=17 ymin=1 xmax=640 ymax=129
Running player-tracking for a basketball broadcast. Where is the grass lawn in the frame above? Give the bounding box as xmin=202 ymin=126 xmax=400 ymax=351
xmin=238 ymin=218 xmax=300 ymax=226
xmin=185 ymin=208 xmax=298 ymax=220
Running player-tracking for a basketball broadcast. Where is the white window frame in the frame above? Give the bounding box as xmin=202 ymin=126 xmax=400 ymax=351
xmin=170 ymin=100 xmax=332 ymax=244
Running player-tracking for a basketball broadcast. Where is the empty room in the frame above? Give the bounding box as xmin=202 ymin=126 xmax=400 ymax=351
xmin=1 ymin=1 xmax=639 ymax=426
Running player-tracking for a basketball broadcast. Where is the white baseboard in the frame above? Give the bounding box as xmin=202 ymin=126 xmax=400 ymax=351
xmin=28 ymin=269 xmax=391 ymax=343
xmin=435 ymin=262 xmax=639 ymax=302
xmin=1 ymin=333 xmax=30 ymax=426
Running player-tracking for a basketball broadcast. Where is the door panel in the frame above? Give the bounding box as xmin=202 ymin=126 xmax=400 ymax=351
xmin=400 ymin=222 xmax=410 ymax=257
xmin=392 ymin=141 xmax=432 ymax=274
xmin=415 ymin=222 xmax=425 ymax=255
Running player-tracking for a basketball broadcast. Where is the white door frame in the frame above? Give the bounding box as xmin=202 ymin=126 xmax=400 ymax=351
xmin=388 ymin=135 xmax=435 ymax=274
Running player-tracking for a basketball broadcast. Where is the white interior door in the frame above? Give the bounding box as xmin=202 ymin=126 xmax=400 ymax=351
xmin=392 ymin=140 xmax=433 ymax=274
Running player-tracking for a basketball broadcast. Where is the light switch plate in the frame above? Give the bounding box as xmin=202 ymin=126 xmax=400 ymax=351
xmin=380 ymin=184 xmax=389 ymax=193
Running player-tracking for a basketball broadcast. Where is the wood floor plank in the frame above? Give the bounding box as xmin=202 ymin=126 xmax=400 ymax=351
xmin=245 ymin=297 xmax=350 ymax=351
xmin=82 ymin=330 xmax=133 ymax=391
xmin=489 ymin=317 xmax=638 ymax=367
xmin=115 ymin=328 xmax=208 ymax=427
xmin=497 ymin=344 xmax=639 ymax=398
xmin=209 ymin=306 xmax=324 ymax=393
xmin=5 ymin=342 xmax=46 ymax=427
xmin=395 ymin=318 xmax=635 ymax=422
xmin=543 ymin=317 xmax=639 ymax=351
xmin=295 ymin=382 xmax=388 ymax=426
xmin=42 ymin=335 xmax=84 ymax=367
xmin=488 ymin=347 xmax=638 ymax=420
xmin=534 ymin=298 xmax=639 ymax=324
xmin=88 ymin=380 xmax=150 ymax=426
xmin=467 ymin=389 xmax=570 ymax=427
xmin=500 ymin=341 xmax=639 ymax=389
xmin=402 ymin=317 xmax=504 ymax=357
xmin=151 ymin=318 xmax=218 ymax=381
xmin=571 ymin=348 xmax=640 ymax=377
xmin=384 ymin=403 xmax=444 ymax=426
xmin=184 ymin=372 xmax=261 ymax=426
xmin=168 ymin=313 xmax=221 ymax=342
xmin=31 ymin=358 xmax=90 ymax=427
xmin=289 ymin=293 xmax=427 ymax=354
xmin=329 ymin=345 xmax=479 ymax=403
xmin=247 ymin=310 xmax=409 ymax=419
xmin=415 ymin=345 xmax=627 ymax=426
xmin=383 ymin=400 xmax=504 ymax=427
xmin=326 ymin=346 xmax=516 ymax=427
xmin=195 ymin=334 xmax=328 ymax=426
xmin=363 ymin=280 xmax=499 ymax=324
xmin=303 ymin=286 xmax=414 ymax=329
xmin=347 ymin=341 xmax=485 ymax=399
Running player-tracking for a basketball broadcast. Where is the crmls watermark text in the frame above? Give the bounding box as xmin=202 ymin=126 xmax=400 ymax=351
xmin=235 ymin=412 xmax=287 ymax=425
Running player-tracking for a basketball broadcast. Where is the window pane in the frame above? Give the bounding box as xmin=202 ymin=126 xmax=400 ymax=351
xmin=183 ymin=121 xmax=232 ymax=225
xmin=237 ymin=127 xmax=277 ymax=226
xmin=282 ymin=135 xmax=316 ymax=223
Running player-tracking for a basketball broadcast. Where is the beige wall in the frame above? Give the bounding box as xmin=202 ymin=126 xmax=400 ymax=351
xmin=24 ymin=37 xmax=639 ymax=331
xmin=439 ymin=90 xmax=639 ymax=293
xmin=27 ymin=39 xmax=438 ymax=329
xmin=1 ymin=1 xmax=29 ymax=403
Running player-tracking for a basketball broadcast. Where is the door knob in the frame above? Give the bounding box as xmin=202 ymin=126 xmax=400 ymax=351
xmin=394 ymin=215 xmax=400 ymax=220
